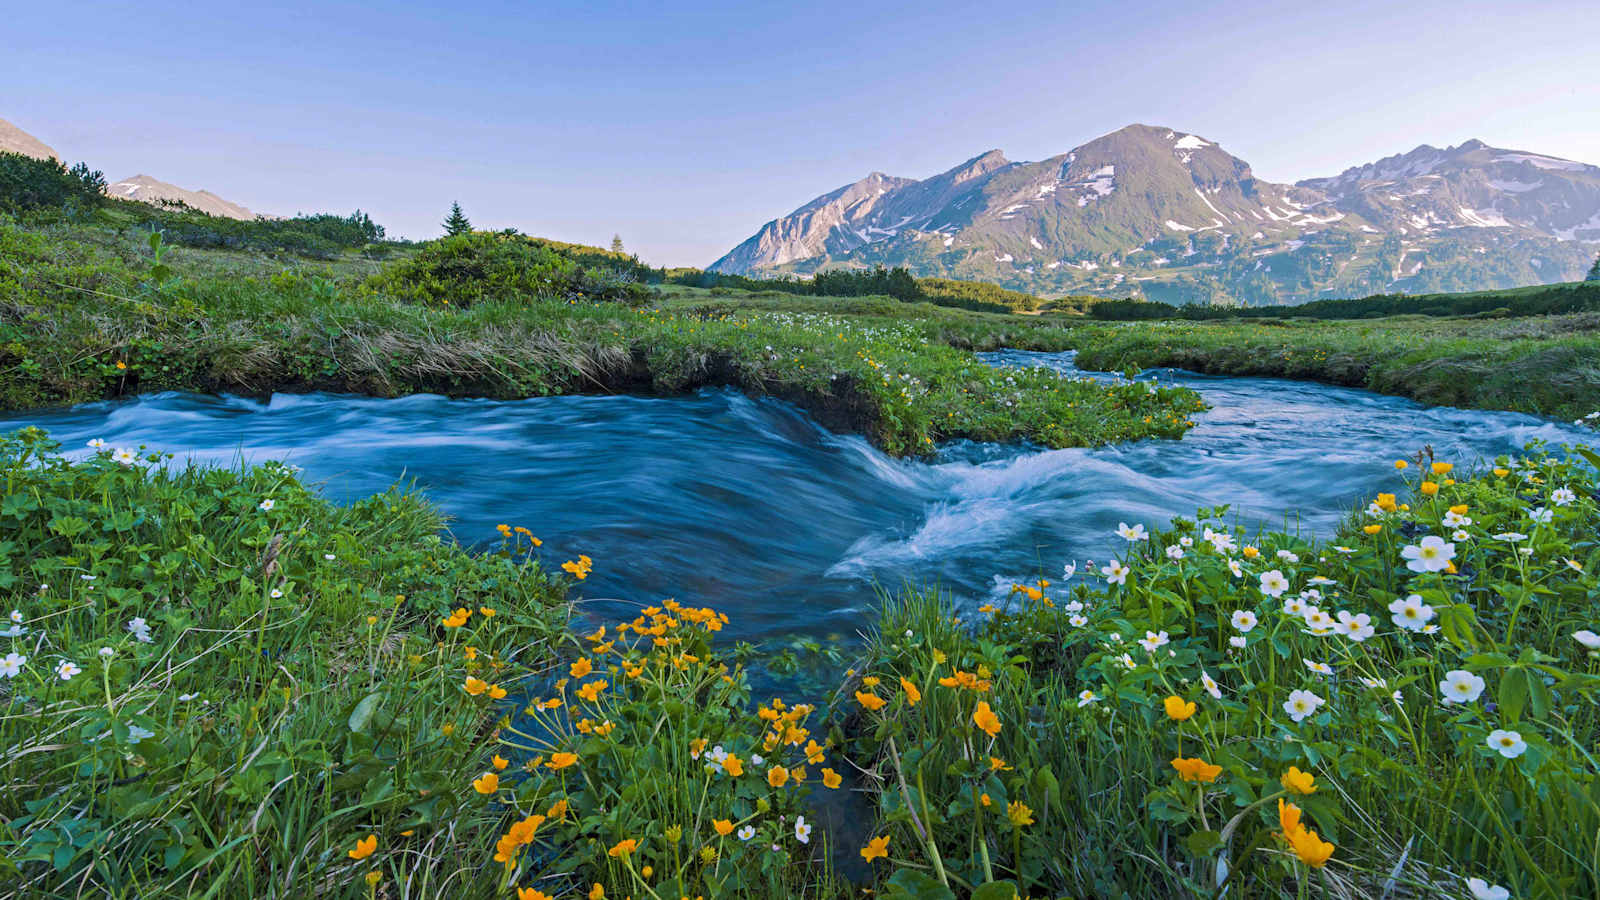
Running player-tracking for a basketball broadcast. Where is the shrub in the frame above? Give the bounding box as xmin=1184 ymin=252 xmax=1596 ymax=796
xmin=366 ymin=232 xmax=654 ymax=307
xmin=0 ymin=152 xmax=105 ymax=214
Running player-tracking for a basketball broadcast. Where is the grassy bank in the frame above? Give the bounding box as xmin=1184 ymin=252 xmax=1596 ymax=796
xmin=1072 ymin=315 xmax=1600 ymax=422
xmin=0 ymin=217 xmax=1203 ymax=456
xmin=9 ymin=433 xmax=1595 ymax=898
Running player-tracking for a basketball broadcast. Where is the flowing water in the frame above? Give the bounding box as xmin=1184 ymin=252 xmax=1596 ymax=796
xmin=1 ymin=351 xmax=1589 ymax=648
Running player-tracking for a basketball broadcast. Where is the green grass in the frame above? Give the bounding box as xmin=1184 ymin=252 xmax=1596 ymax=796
xmin=1071 ymin=315 xmax=1600 ymax=421
xmin=0 ymin=215 xmax=1204 ymax=456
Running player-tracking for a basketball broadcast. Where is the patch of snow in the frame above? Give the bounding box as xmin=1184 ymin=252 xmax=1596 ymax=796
xmin=1036 ymin=183 xmax=1058 ymax=197
xmin=1458 ymin=206 xmax=1511 ymax=228
xmin=1552 ymin=210 xmax=1600 ymax=241
xmin=994 ymin=253 xmax=1014 ymax=263
xmin=1174 ymin=134 xmax=1209 ymax=150
xmin=1029 ymin=236 xmax=1044 ymax=250
xmin=1250 ymin=231 xmax=1265 ymax=239
xmin=1359 ymin=225 xmax=1379 ymax=233
xmin=1047 ymin=260 xmax=1061 ymax=269
xmin=943 ymin=235 xmax=954 ymax=248
xmin=1488 ymin=178 xmax=1542 ymax=193
xmin=1165 ymin=220 xmax=1194 ymax=231
xmin=1284 ymin=240 xmax=1305 ymax=251
xmin=1495 ymin=153 xmax=1590 ymax=172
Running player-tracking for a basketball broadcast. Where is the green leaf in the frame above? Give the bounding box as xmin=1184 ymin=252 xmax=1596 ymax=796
xmin=883 ymin=869 xmax=957 ymax=900
xmin=347 ymin=692 xmax=383 ymax=734
xmin=1186 ymin=828 xmax=1224 ymax=857
xmin=971 ymin=881 xmax=1021 ymax=900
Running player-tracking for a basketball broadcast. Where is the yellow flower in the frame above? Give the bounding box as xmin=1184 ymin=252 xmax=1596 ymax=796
xmin=980 ymin=792 xmax=992 ymax=807
xmin=973 ymin=701 xmax=1002 ymax=737
xmin=860 ymin=835 xmax=890 ymax=862
xmin=1242 ymin=546 xmax=1260 ymax=559
xmin=365 ymin=871 xmax=382 ymax=887
xmin=473 ymin=772 xmax=499 ymax=794
xmin=607 ymin=838 xmax=637 ymax=858
xmin=519 ymin=888 xmax=553 ymax=900
xmin=1363 ymin=524 xmax=1382 ymax=535
xmin=855 ymin=690 xmax=886 ymax=711
xmin=713 ymin=819 xmax=734 ymax=836
xmin=723 ymin=755 xmax=744 ymax=777
xmin=1420 ymin=481 xmax=1439 ymax=495
xmin=1375 ymin=493 xmax=1398 ymax=511
xmin=115 ymin=360 xmax=127 ymax=370
xmin=547 ymin=752 xmax=578 ymax=770
xmin=348 ymin=835 xmax=377 ymax=860
xmin=1431 ymin=461 xmax=1454 ymax=476
xmin=1393 ymin=459 xmax=1408 ymax=469
xmin=588 ymin=884 xmax=605 ymax=900
xmin=1163 ymin=695 xmax=1197 ymax=721
xmin=440 ymin=723 xmax=455 ymax=737
xmin=861 ymin=675 xmax=881 ymax=687
xmin=1007 ymin=801 xmax=1035 ymax=827
xmin=1286 ymin=825 xmax=1335 ymax=867
xmin=988 ymin=756 xmax=1011 ymax=771
xmin=547 ymin=798 xmax=569 ymax=819
xmin=900 ymin=677 xmax=921 ymax=705
xmin=821 ymin=767 xmax=843 ymax=789
xmin=1493 ymin=467 xmax=1509 ymax=477
xmin=767 ymin=766 xmax=790 ymax=788
xmin=932 ymin=648 xmax=947 ymax=664
xmin=1448 ymin=504 xmax=1468 ymax=515
xmin=1170 ymin=756 xmax=1221 ymax=782
xmin=1281 ymin=766 xmax=1316 ymax=795
xmin=570 ymin=657 xmax=593 ymax=678
xmin=492 ymin=754 xmax=509 ymax=770
xmin=488 ymin=684 xmax=507 ymax=699
xmin=804 ymin=740 xmax=826 ymax=764
xmin=1277 ymin=798 xmax=1303 ymax=836
xmin=464 ymin=677 xmax=488 ymax=696
xmin=576 ymin=680 xmax=608 ymax=702
xmin=479 ymin=606 xmax=496 ymax=617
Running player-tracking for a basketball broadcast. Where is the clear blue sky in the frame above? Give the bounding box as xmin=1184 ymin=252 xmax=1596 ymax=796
xmin=7 ymin=0 xmax=1597 ymax=266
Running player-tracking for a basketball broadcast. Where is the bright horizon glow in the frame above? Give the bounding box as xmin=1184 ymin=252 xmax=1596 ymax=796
xmin=6 ymin=0 xmax=1598 ymax=266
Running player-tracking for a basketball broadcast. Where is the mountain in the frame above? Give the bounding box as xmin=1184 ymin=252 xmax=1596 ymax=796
xmin=0 ymin=116 xmax=59 ymax=161
xmin=710 ymin=125 xmax=1600 ymax=305
xmin=105 ymin=174 xmax=261 ymax=220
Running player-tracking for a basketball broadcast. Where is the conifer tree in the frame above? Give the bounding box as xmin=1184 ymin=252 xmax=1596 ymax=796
xmin=1587 ymin=253 xmax=1599 ymax=282
xmin=442 ymin=201 xmax=471 ymax=236
xmin=610 ymin=234 xmax=625 ymax=253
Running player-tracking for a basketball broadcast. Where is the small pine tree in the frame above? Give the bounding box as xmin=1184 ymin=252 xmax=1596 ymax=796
xmin=442 ymin=202 xmax=472 ymax=237
xmin=1587 ymin=254 xmax=1600 ymax=282
xmin=610 ymin=234 xmax=625 ymax=253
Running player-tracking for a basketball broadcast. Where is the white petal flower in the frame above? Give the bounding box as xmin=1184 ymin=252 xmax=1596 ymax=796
xmin=1440 ymin=669 xmax=1486 ymax=704
xmin=1068 ymin=614 xmax=1088 ymax=627
xmin=1228 ymin=635 xmax=1247 ymax=649
xmin=1230 ymin=610 xmax=1258 ymax=632
xmin=1077 ymin=689 xmax=1100 ymax=707
xmin=1258 ymin=570 xmax=1290 ymax=598
xmin=1227 ymin=559 xmax=1243 ymax=578
xmin=1400 ymin=536 xmax=1456 ymax=573
xmin=1528 ymin=507 xmax=1552 ymax=524
xmin=1494 ymin=532 xmax=1528 ymax=542
xmin=794 ymin=815 xmax=812 ymax=844
xmin=1283 ymin=689 xmax=1324 ymax=723
xmin=1115 ymin=522 xmax=1148 ymax=542
xmin=55 ymin=660 xmax=82 ymax=681
xmin=1485 ymin=729 xmax=1527 ymax=759
xmin=1101 ymin=560 xmax=1130 ymax=585
xmin=1335 ymin=611 xmax=1375 ymax=642
xmin=0 ymin=652 xmax=26 ymax=678
xmin=1201 ymin=670 xmax=1222 ymax=699
xmin=1467 ymin=877 xmax=1510 ymax=900
xmin=1276 ymin=549 xmax=1301 ymax=563
xmin=1574 ymin=630 xmax=1600 ymax=649
xmin=1551 ymin=487 xmax=1576 ymax=506
xmin=259 ymin=499 xmax=276 ymax=511
xmin=1304 ymin=659 xmax=1333 ymax=675
xmin=737 ymin=825 xmax=756 ymax=841
xmin=1165 ymin=545 xmax=1185 ymax=560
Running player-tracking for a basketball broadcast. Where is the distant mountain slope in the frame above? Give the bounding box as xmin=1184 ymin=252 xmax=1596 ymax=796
xmin=106 ymin=174 xmax=260 ymax=220
xmin=711 ymin=125 xmax=1600 ymax=305
xmin=0 ymin=116 xmax=59 ymax=160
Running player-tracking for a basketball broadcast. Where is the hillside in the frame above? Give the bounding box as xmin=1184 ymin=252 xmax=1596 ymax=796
xmin=105 ymin=173 xmax=261 ymax=220
xmin=0 ymin=115 xmax=58 ymax=160
xmin=711 ymin=124 xmax=1600 ymax=305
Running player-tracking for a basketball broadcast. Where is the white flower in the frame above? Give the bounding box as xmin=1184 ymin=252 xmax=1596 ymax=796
xmin=1068 ymin=614 xmax=1088 ymax=627
xmin=750 ymin=754 xmax=764 ymax=766
xmin=86 ymin=438 xmax=107 ymax=449
xmin=794 ymin=815 xmax=812 ymax=844
xmin=1494 ymin=532 xmax=1528 ymax=542
xmin=1529 ymin=506 xmax=1553 ymax=524
xmin=1118 ymin=653 xmax=1136 ymax=669
xmin=55 ymin=660 xmax=82 ymax=681
xmin=1211 ymin=533 xmax=1238 ymax=553
xmin=1064 ymin=600 xmax=1084 ymax=613
xmin=1229 ymin=635 xmax=1247 ymax=649
xmin=1276 ymin=549 xmax=1300 ymax=563
xmin=0 ymin=652 xmax=25 ymax=678
xmin=111 ymin=448 xmax=138 ymax=465
xmin=324 ymin=553 xmax=336 ymax=561
xmin=1574 ymin=630 xmax=1600 ymax=649
xmin=1331 ymin=610 xmax=1371 ymax=641
xmin=1176 ymin=536 xmax=1193 ymax=549
xmin=1551 ymin=487 xmax=1576 ymax=506
xmin=1485 ymin=729 xmax=1527 ymax=759
xmin=1401 ymin=536 xmax=1456 ymax=573
xmin=1298 ymin=588 xmax=1323 ymax=603
xmin=269 ymin=588 xmax=283 ymax=599
xmin=177 ymin=693 xmax=198 ymax=702
xmin=1101 ymin=560 xmax=1130 ymax=585
xmin=1231 ymin=610 xmax=1258 ymax=632
xmin=1077 ymin=689 xmax=1100 ymax=707
xmin=1061 ymin=562 xmax=1076 ymax=579
xmin=1388 ymin=595 xmax=1435 ymax=631
xmin=80 ymin=574 xmax=96 ymax=581
xmin=1452 ymin=529 xmax=1470 ymax=541
xmin=1304 ymin=659 xmax=1333 ymax=676
xmin=1115 ymin=522 xmax=1148 ymax=542
xmin=1359 ymin=676 xmax=1388 ymax=690
xmin=1307 ymin=576 xmax=1336 ymax=587
xmin=1283 ymin=597 xmax=1307 ymax=617
xmin=1332 ymin=545 xmax=1356 ymax=555
xmin=1302 ymin=608 xmax=1334 ymax=632
xmin=127 ymin=724 xmax=156 ymax=743
xmin=127 ymin=617 xmax=153 ymax=643
xmin=1137 ymin=630 xmax=1170 ymax=653
xmin=8 ymin=609 xmax=21 ymax=623
xmin=1366 ymin=501 xmax=1386 ymax=516
xmin=259 ymin=499 xmax=276 ymax=511
xmin=1201 ymin=670 xmax=1222 ymax=699
xmin=1440 ymin=669 xmax=1486 ymax=704
xmin=1227 ymin=559 xmax=1243 ymax=578
xmin=0 ymin=625 xmax=24 ymax=638
xmin=1467 ymin=877 xmax=1510 ymax=900
xmin=1258 ymin=570 xmax=1290 ymax=598
xmin=1165 ymin=545 xmax=1185 ymax=560
xmin=1442 ymin=511 xmax=1472 ymax=528
xmin=1283 ymin=689 xmax=1324 ymax=723
xmin=98 ymin=647 xmax=115 ymax=658
xmin=737 ymin=825 xmax=756 ymax=841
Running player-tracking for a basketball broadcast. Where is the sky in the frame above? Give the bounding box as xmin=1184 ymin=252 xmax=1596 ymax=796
xmin=6 ymin=0 xmax=1599 ymax=266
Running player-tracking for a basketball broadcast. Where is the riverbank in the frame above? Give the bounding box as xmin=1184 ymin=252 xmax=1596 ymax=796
xmin=0 ymin=220 xmax=1202 ymax=456
xmin=4 ymin=429 xmax=1596 ymax=898
xmin=1071 ymin=314 xmax=1600 ymax=422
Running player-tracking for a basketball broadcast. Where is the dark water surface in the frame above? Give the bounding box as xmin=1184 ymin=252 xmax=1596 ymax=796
xmin=2 ymin=351 xmax=1588 ymax=646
